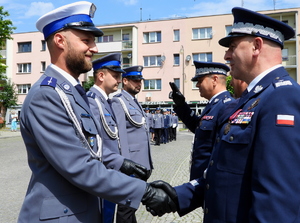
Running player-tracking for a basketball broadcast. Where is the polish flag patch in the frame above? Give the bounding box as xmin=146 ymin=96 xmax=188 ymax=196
xmin=276 ymin=114 xmax=294 ymax=126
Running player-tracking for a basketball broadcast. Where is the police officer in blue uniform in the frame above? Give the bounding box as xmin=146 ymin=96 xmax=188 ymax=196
xmin=17 ymin=2 xmax=176 ymax=222
xmin=152 ymin=107 xmax=164 ymax=146
xmin=87 ymin=54 xmax=149 ymax=222
xmin=171 ymin=111 xmax=178 ymax=141
xmin=147 ymin=7 xmax=300 ymax=223
xmin=162 ymin=109 xmax=170 ymax=144
xmin=145 ymin=107 xmax=153 ymax=129
xmin=170 ymin=61 xmax=234 ymax=180
xmin=167 ymin=109 xmax=173 ymax=142
xmin=111 ymin=66 xmax=153 ymax=223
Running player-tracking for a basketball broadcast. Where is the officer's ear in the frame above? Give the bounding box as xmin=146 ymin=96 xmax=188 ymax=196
xmin=96 ymin=70 xmax=105 ymax=82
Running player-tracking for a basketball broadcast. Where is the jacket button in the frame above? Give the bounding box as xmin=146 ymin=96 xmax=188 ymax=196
xmin=210 ymin=160 xmax=214 ymax=166
xmin=206 ymin=184 xmax=210 ymax=190
xmin=63 ymin=208 xmax=68 ymax=214
xmin=126 ymin=199 xmax=131 ymax=205
xmin=205 ymin=208 xmax=209 ymax=214
xmin=229 ymin=136 xmax=234 ymax=141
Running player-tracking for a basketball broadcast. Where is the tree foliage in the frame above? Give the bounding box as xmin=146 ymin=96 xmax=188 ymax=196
xmin=0 ymin=75 xmax=18 ymax=108
xmin=226 ymin=75 xmax=234 ymax=96
xmin=0 ymin=6 xmax=17 ymax=127
xmin=83 ymin=77 xmax=94 ymax=92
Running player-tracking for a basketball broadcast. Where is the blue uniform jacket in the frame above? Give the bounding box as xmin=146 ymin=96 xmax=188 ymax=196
xmin=174 ymin=91 xmax=234 ymax=180
xmin=163 ymin=114 xmax=170 ymax=128
xmin=111 ymin=90 xmax=153 ymax=170
xmin=18 ymin=66 xmax=146 ymax=223
xmin=175 ymin=67 xmax=300 ymax=223
xmin=87 ymin=86 xmax=128 ymax=171
xmin=153 ymin=113 xmax=164 ymax=129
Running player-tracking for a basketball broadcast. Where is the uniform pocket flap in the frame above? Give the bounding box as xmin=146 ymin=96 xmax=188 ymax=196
xmin=81 ymin=117 xmax=98 ymax=135
xmin=40 ymin=193 xmax=87 ymax=220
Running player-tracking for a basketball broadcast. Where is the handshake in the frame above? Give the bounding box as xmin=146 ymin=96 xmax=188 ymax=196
xmin=142 ymin=180 xmax=178 ymax=217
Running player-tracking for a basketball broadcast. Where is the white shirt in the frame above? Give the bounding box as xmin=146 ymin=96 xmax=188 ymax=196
xmin=247 ymin=64 xmax=282 ymax=92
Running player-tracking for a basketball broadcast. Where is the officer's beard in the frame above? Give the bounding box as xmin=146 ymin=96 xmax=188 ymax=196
xmin=65 ymin=42 xmax=92 ymax=77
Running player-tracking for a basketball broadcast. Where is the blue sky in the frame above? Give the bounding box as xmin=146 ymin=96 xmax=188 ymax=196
xmin=2 ymin=0 xmax=300 ymax=33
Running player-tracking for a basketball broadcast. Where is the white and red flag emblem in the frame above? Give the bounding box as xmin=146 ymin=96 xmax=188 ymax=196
xmin=276 ymin=114 xmax=294 ymax=126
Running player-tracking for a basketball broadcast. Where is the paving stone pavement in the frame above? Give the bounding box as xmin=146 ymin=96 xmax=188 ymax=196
xmin=136 ymin=131 xmax=203 ymax=223
xmin=0 ymin=129 xmax=204 ymax=223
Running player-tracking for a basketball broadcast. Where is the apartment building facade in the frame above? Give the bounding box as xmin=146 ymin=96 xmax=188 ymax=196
xmin=4 ymin=7 xmax=300 ymax=123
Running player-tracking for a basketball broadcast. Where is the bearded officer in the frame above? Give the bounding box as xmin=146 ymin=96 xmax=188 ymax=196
xmin=18 ymin=2 xmax=177 ymax=222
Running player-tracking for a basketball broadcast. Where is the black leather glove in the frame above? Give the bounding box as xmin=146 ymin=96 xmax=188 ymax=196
xmin=142 ymin=183 xmax=177 ymax=217
xmin=169 ymin=82 xmax=185 ymax=107
xmin=150 ymin=180 xmax=178 ymax=206
xmin=120 ymin=159 xmax=150 ymax=181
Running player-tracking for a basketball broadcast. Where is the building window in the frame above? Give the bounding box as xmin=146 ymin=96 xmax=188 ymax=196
xmin=143 ymin=31 xmax=161 ymax=43
xmin=144 ymin=79 xmax=161 ymax=90
xmin=173 ymin=54 xmax=180 ymax=66
xmin=41 ymin=40 xmax=46 ymax=51
xmin=225 ymin=25 xmax=232 ymax=35
xmin=17 ymin=84 xmax=31 ymax=94
xmin=282 ymin=49 xmax=288 ymax=61
xmin=174 ymin=78 xmax=180 ymax=89
xmin=123 ymin=58 xmax=130 ymax=68
xmin=17 ymin=63 xmax=31 ymax=73
xmin=143 ymin=56 xmax=162 ymax=67
xmin=193 ymin=53 xmax=212 ymax=62
xmin=18 ymin=42 xmax=32 ymax=53
xmin=192 ymin=27 xmax=212 ymax=39
xmin=122 ymin=33 xmax=130 ymax=40
xmin=41 ymin=61 xmax=46 ymax=72
xmin=174 ymin=30 xmax=180 ymax=41
xmin=97 ymin=35 xmax=113 ymax=42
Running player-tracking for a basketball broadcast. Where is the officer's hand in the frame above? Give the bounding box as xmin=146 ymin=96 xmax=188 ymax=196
xmin=169 ymin=82 xmax=185 ymax=107
xmin=142 ymin=183 xmax=177 ymax=217
xmin=150 ymin=180 xmax=178 ymax=204
xmin=120 ymin=159 xmax=149 ymax=181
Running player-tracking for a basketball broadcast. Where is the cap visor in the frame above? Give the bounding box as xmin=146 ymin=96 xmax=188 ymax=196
xmin=108 ymin=67 xmax=126 ymax=73
xmin=72 ymin=26 xmax=103 ymax=37
xmin=219 ymin=33 xmax=246 ymax=47
xmin=125 ymin=75 xmax=144 ymax=80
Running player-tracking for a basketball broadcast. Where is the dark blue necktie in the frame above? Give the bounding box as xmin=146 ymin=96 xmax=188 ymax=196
xmin=75 ymin=84 xmax=89 ymax=106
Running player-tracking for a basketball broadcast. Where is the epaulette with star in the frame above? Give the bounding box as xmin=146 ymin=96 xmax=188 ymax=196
xmin=86 ymin=91 xmax=96 ymax=98
xmin=273 ymin=79 xmax=293 ymax=88
xmin=41 ymin=76 xmax=57 ymax=88
xmin=223 ymin=97 xmax=232 ymax=103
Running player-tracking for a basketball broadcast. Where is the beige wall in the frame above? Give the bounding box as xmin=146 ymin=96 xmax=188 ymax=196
xmin=8 ymin=7 xmax=300 ymax=115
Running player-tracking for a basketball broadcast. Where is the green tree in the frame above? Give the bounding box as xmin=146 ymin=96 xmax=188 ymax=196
xmin=83 ymin=77 xmax=94 ymax=92
xmin=0 ymin=6 xmax=17 ymax=127
xmin=226 ymin=75 xmax=234 ymax=96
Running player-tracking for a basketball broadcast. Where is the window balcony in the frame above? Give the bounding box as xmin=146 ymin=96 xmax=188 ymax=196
xmin=96 ymin=40 xmax=132 ymax=53
xmin=282 ymin=55 xmax=296 ymax=66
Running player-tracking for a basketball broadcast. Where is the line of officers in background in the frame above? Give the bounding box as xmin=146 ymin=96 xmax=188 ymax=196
xmin=144 ymin=107 xmax=179 ymax=146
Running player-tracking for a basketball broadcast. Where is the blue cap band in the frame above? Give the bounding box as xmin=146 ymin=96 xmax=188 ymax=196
xmin=123 ymin=71 xmax=141 ymax=77
xmin=93 ymin=60 xmax=121 ymax=70
xmin=43 ymin=14 xmax=92 ymax=39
